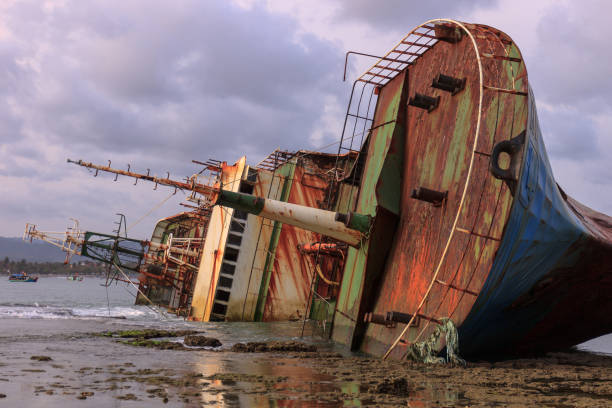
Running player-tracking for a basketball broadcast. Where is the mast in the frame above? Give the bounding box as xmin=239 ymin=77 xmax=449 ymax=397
xmin=24 ymin=221 xmax=204 ymax=282
xmin=67 ymin=159 xmax=372 ymax=247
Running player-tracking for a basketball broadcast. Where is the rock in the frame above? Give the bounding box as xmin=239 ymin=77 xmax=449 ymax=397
xmin=30 ymin=355 xmax=52 ymax=361
xmin=121 ymin=339 xmax=186 ymax=350
xmin=116 ymin=393 xmax=138 ymax=400
xmin=231 ymin=343 xmax=248 ymax=352
xmin=372 ymin=377 xmax=411 ymax=396
xmin=184 ymin=335 xmax=222 ymax=348
xmin=230 ymin=341 xmax=317 ymax=353
xmin=155 ymin=341 xmax=186 ymax=350
xmin=110 ymin=329 xmax=200 ymax=339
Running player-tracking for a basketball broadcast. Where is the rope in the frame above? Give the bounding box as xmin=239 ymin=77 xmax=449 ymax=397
xmin=111 ymin=261 xmax=170 ymax=319
xmin=382 ymin=19 xmax=485 ymax=360
xmin=122 ymin=285 xmax=169 ymax=319
xmin=404 ymin=319 xmax=465 ymax=365
xmin=126 ymin=190 xmax=178 ymax=232
xmin=314 ymin=262 xmax=339 ymax=286
xmin=408 ymin=27 xmax=514 ymax=349
xmin=105 ymin=284 xmax=111 ymax=317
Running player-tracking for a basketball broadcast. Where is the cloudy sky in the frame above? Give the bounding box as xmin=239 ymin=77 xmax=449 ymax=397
xmin=1 ymin=0 xmax=611 ymax=240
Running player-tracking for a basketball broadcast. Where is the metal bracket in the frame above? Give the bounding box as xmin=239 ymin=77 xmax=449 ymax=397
xmin=431 ymin=74 xmax=466 ymax=95
xmin=434 ymin=24 xmax=463 ymax=43
xmin=408 ymin=93 xmax=440 ymax=113
xmin=489 ymin=130 xmax=526 ymax=194
xmin=411 ymin=187 xmax=448 ymax=206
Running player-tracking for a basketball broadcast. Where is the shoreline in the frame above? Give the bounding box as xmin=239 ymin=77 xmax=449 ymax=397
xmin=0 ymin=319 xmax=611 ymax=407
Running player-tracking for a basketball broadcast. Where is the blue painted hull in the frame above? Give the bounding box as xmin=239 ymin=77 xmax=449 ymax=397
xmin=459 ymin=88 xmax=612 ymax=357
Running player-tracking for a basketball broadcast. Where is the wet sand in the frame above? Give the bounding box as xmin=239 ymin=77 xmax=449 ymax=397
xmin=1 ymin=318 xmax=611 ymax=407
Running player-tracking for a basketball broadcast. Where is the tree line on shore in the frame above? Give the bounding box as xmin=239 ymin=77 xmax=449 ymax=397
xmin=1 ymin=257 xmax=108 ymax=276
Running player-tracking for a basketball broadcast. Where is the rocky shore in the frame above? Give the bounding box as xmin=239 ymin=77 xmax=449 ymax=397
xmin=1 ymin=320 xmax=610 ymax=407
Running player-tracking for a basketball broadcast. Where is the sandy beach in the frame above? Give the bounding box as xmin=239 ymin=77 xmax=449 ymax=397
xmin=1 ymin=316 xmax=611 ymax=407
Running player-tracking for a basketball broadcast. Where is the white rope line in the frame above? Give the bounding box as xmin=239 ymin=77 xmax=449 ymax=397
xmin=408 ymin=25 xmax=520 ymax=350
xmin=126 ymin=190 xmax=177 ymax=232
xmin=383 ymin=19 xmax=484 ymax=360
xmin=112 ymin=261 xmax=170 ymax=319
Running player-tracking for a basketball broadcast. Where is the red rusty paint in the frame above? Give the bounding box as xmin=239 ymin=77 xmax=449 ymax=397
xmin=263 ymin=164 xmax=326 ymax=321
xmin=298 ymin=243 xmax=345 ymax=258
xmin=350 ymin=22 xmax=530 ymax=357
xmin=262 ymin=153 xmax=351 ymax=321
xmin=137 ymin=211 xmax=209 ymax=314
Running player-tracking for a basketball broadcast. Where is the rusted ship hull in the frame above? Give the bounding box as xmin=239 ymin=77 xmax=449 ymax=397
xmin=330 ymin=19 xmax=612 ymax=359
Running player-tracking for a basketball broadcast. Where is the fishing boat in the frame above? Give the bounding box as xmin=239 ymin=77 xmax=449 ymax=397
xmin=67 ymin=274 xmax=83 ymax=281
xmin=9 ymin=272 xmax=38 ymax=282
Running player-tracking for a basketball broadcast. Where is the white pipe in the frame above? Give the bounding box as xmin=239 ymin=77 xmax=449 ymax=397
xmin=261 ymin=200 xmax=362 ymax=247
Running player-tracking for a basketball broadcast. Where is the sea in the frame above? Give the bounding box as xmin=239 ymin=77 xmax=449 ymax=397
xmin=0 ymin=275 xmax=335 ymax=348
xmin=0 ymin=275 xmax=156 ymax=321
xmin=0 ymin=276 xmax=611 ymax=407
xmin=0 ymin=276 xmax=349 ymax=407
xmin=1 ymin=276 xmax=610 ymax=353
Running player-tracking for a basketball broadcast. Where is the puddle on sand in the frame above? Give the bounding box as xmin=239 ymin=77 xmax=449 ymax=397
xmin=185 ymin=353 xmax=466 ymax=407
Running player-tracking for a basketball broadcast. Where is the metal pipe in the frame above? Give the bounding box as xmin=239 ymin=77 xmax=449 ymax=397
xmin=298 ymin=242 xmax=345 ymax=257
xmin=364 ymin=312 xmax=387 ymax=325
xmin=215 ymin=190 xmax=368 ymax=247
xmin=148 ymin=242 xmax=199 ymax=258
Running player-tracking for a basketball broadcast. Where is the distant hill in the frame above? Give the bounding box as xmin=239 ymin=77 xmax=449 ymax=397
xmin=0 ymin=237 xmax=86 ymax=262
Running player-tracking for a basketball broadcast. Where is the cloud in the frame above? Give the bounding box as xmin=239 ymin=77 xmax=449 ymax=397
xmin=538 ymin=104 xmax=601 ymax=161
xmin=532 ymin=1 xmax=612 ymax=111
xmin=459 ymin=0 xmax=612 ymax=214
xmin=0 ymin=0 xmax=348 ymax=237
xmin=5 ymin=1 xmax=345 ymax=158
xmin=333 ymin=0 xmax=499 ymax=31
xmin=0 ymin=0 xmax=611 ymax=240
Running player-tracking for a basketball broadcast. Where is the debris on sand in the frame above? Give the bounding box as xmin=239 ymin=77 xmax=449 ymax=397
xmin=30 ymin=355 xmax=52 ymax=361
xmin=76 ymin=391 xmax=94 ymax=400
xmin=115 ymin=393 xmax=138 ymax=400
xmin=371 ymin=377 xmax=411 ymax=396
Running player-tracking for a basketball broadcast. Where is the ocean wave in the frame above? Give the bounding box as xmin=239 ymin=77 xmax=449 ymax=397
xmin=0 ymin=305 xmax=157 ymax=320
xmin=0 ymin=302 xmax=48 ymax=308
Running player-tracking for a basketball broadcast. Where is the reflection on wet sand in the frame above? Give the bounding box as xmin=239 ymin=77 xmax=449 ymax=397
xmin=1 ymin=318 xmax=611 ymax=407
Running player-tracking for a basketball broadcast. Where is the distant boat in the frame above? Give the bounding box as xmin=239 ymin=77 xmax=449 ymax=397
xmin=67 ymin=274 xmax=83 ymax=281
xmin=9 ymin=272 xmax=38 ymax=282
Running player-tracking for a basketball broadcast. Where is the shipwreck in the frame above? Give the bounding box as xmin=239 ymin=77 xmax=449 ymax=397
xmin=28 ymin=19 xmax=612 ymax=360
